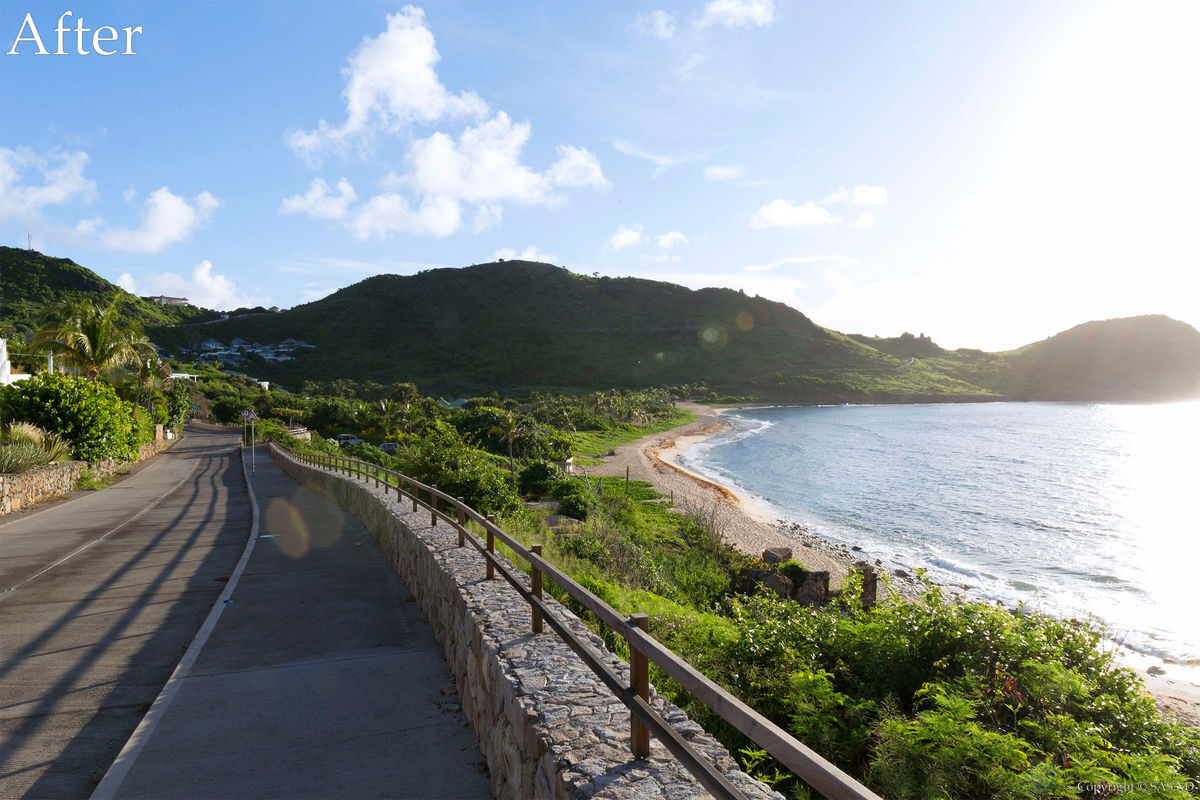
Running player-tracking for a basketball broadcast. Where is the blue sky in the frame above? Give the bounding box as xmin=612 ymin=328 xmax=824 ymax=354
xmin=2 ymin=0 xmax=1197 ymax=350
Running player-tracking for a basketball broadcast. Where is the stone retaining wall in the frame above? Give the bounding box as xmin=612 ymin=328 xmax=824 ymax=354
xmin=0 ymin=435 xmax=178 ymax=516
xmin=270 ymin=443 xmax=781 ymax=800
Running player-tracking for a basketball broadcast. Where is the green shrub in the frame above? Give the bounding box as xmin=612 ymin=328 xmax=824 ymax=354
xmin=165 ymin=382 xmax=190 ymax=430
xmin=132 ymin=407 xmax=155 ymax=449
xmin=518 ymin=459 xmax=562 ymax=495
xmin=0 ymin=373 xmax=137 ymax=462
xmin=552 ymin=478 xmax=594 ymax=520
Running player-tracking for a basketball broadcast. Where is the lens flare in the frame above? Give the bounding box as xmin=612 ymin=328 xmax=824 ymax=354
xmin=699 ymin=324 xmax=728 ymax=350
xmin=264 ymin=494 xmax=344 ymax=559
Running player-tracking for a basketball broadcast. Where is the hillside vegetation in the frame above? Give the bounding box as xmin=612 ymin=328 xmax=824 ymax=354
xmin=0 ymin=247 xmax=219 ymax=342
xmin=9 ymin=252 xmax=1200 ymax=402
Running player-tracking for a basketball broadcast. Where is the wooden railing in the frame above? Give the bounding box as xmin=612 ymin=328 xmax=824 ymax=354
xmin=275 ymin=443 xmax=880 ymax=800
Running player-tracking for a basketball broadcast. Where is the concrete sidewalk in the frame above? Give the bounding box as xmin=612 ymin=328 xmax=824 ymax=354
xmin=103 ymin=446 xmax=490 ymax=799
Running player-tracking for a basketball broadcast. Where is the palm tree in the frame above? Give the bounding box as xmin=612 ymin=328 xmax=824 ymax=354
xmin=31 ymin=300 xmax=156 ymax=380
xmin=486 ymin=411 xmax=537 ymax=482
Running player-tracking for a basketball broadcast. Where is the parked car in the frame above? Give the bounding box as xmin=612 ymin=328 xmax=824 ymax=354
xmin=379 ymin=442 xmax=399 ymax=454
xmin=336 ymin=433 xmax=363 ymax=447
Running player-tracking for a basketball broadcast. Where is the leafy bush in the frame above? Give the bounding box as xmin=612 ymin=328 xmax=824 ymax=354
xmin=132 ymin=407 xmax=155 ymax=449
xmin=1 ymin=373 xmax=137 ymax=462
xmin=166 ymin=382 xmax=191 ymax=429
xmin=518 ymin=459 xmax=562 ymax=495
xmin=552 ymin=477 xmax=594 ymax=520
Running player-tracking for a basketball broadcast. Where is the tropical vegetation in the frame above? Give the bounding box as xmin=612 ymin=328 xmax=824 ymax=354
xmin=235 ymin=376 xmax=1199 ymax=799
xmin=0 ymin=422 xmax=71 ymax=473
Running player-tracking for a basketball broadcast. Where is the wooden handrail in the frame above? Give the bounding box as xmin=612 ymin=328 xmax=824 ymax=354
xmin=275 ymin=443 xmax=880 ymax=800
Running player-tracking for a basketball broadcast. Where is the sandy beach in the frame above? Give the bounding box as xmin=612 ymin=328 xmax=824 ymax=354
xmin=586 ymin=402 xmax=1200 ymax=728
xmin=588 ymin=402 xmax=858 ymax=588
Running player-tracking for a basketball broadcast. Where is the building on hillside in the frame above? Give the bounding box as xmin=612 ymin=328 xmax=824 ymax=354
xmin=144 ymin=295 xmax=189 ymax=306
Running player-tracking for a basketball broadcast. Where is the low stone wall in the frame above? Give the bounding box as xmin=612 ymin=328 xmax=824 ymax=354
xmin=270 ymin=443 xmax=781 ymax=800
xmin=0 ymin=435 xmax=179 ymax=516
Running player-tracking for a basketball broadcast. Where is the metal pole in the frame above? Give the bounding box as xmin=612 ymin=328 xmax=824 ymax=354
xmin=251 ymin=420 xmax=255 ymax=474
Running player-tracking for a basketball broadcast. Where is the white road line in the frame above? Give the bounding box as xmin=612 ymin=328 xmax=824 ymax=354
xmin=90 ymin=445 xmax=263 ymax=800
xmin=1 ymin=461 xmax=201 ymax=600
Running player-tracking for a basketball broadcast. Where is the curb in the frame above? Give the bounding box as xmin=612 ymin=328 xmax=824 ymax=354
xmin=90 ymin=444 xmax=263 ymax=800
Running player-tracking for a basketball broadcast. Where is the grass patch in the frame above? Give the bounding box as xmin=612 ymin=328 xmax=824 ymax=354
xmin=569 ymin=409 xmax=695 ymax=466
xmin=74 ymin=468 xmax=115 ymax=491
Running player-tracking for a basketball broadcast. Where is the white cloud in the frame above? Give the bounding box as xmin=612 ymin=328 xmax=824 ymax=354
xmin=409 ymin=113 xmax=548 ymax=204
xmin=119 ymin=260 xmax=264 ymax=311
xmin=285 ymin=11 xmax=608 ymax=239
xmin=280 ymin=177 xmax=358 ymax=220
xmin=850 ymin=211 xmax=876 ymax=228
xmin=750 ymin=199 xmax=842 ymax=229
xmin=612 ymin=139 xmax=682 ymax=178
xmin=286 ymin=6 xmax=487 ymax=165
xmin=698 ymin=0 xmax=775 ymax=29
xmin=657 ymin=231 xmax=690 ymax=249
xmin=633 ymin=9 xmax=677 ymax=39
xmin=493 ymin=245 xmax=558 ymax=263
xmin=547 ymin=145 xmax=611 ymax=190
xmin=704 ymin=164 xmax=744 ymax=182
xmin=743 ymin=255 xmax=860 ymax=273
xmin=350 ymin=192 xmax=461 ymax=239
xmin=822 ymin=184 xmax=888 ymax=206
xmin=607 ymin=223 xmax=644 ymax=250
xmin=122 ymin=186 xmax=136 ymax=203
xmin=0 ymin=146 xmax=96 ymax=220
xmin=641 ymin=253 xmax=682 ymax=263
xmin=98 ymin=188 xmax=221 ymax=254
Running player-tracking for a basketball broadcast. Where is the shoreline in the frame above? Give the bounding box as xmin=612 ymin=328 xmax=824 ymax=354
xmin=587 ymin=402 xmax=1200 ymax=728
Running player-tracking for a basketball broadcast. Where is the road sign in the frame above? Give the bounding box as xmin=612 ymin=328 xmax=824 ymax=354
xmin=241 ymin=410 xmax=249 ymax=417
xmin=245 ymin=411 xmax=259 ymax=422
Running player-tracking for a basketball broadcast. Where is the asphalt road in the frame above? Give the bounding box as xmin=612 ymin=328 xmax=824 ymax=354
xmin=0 ymin=429 xmax=250 ymax=799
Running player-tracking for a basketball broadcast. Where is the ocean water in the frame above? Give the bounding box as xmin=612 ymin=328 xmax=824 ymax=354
xmin=681 ymin=401 xmax=1200 ymax=665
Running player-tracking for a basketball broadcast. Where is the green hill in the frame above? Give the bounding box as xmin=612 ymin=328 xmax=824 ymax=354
xmin=0 ymin=246 xmax=220 ymax=341
xmin=997 ymin=315 xmax=1200 ymax=401
xmin=147 ymin=260 xmax=999 ymax=401
xmin=9 ymin=250 xmax=1198 ymax=402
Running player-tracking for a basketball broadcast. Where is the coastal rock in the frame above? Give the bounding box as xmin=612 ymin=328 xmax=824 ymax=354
xmin=791 ymin=570 xmax=830 ymax=604
xmin=1147 ymin=665 xmax=1167 ymax=676
xmin=854 ymin=561 xmax=878 ymax=611
xmin=734 ymin=568 xmax=793 ymax=599
xmin=762 ymin=547 xmax=792 ymax=565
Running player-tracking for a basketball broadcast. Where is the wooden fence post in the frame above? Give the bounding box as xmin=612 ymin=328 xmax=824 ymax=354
xmin=629 ymin=613 xmax=650 ymax=758
xmin=457 ymin=500 xmax=466 ymax=547
xmin=531 ymin=544 xmax=544 ymax=633
xmin=430 ymin=486 xmax=438 ymax=526
xmin=485 ymin=514 xmax=496 ymax=580
xmin=412 ymin=484 xmax=418 ymax=512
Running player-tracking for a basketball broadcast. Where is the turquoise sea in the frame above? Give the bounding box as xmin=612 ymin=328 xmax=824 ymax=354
xmin=681 ymin=401 xmax=1200 ymax=666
